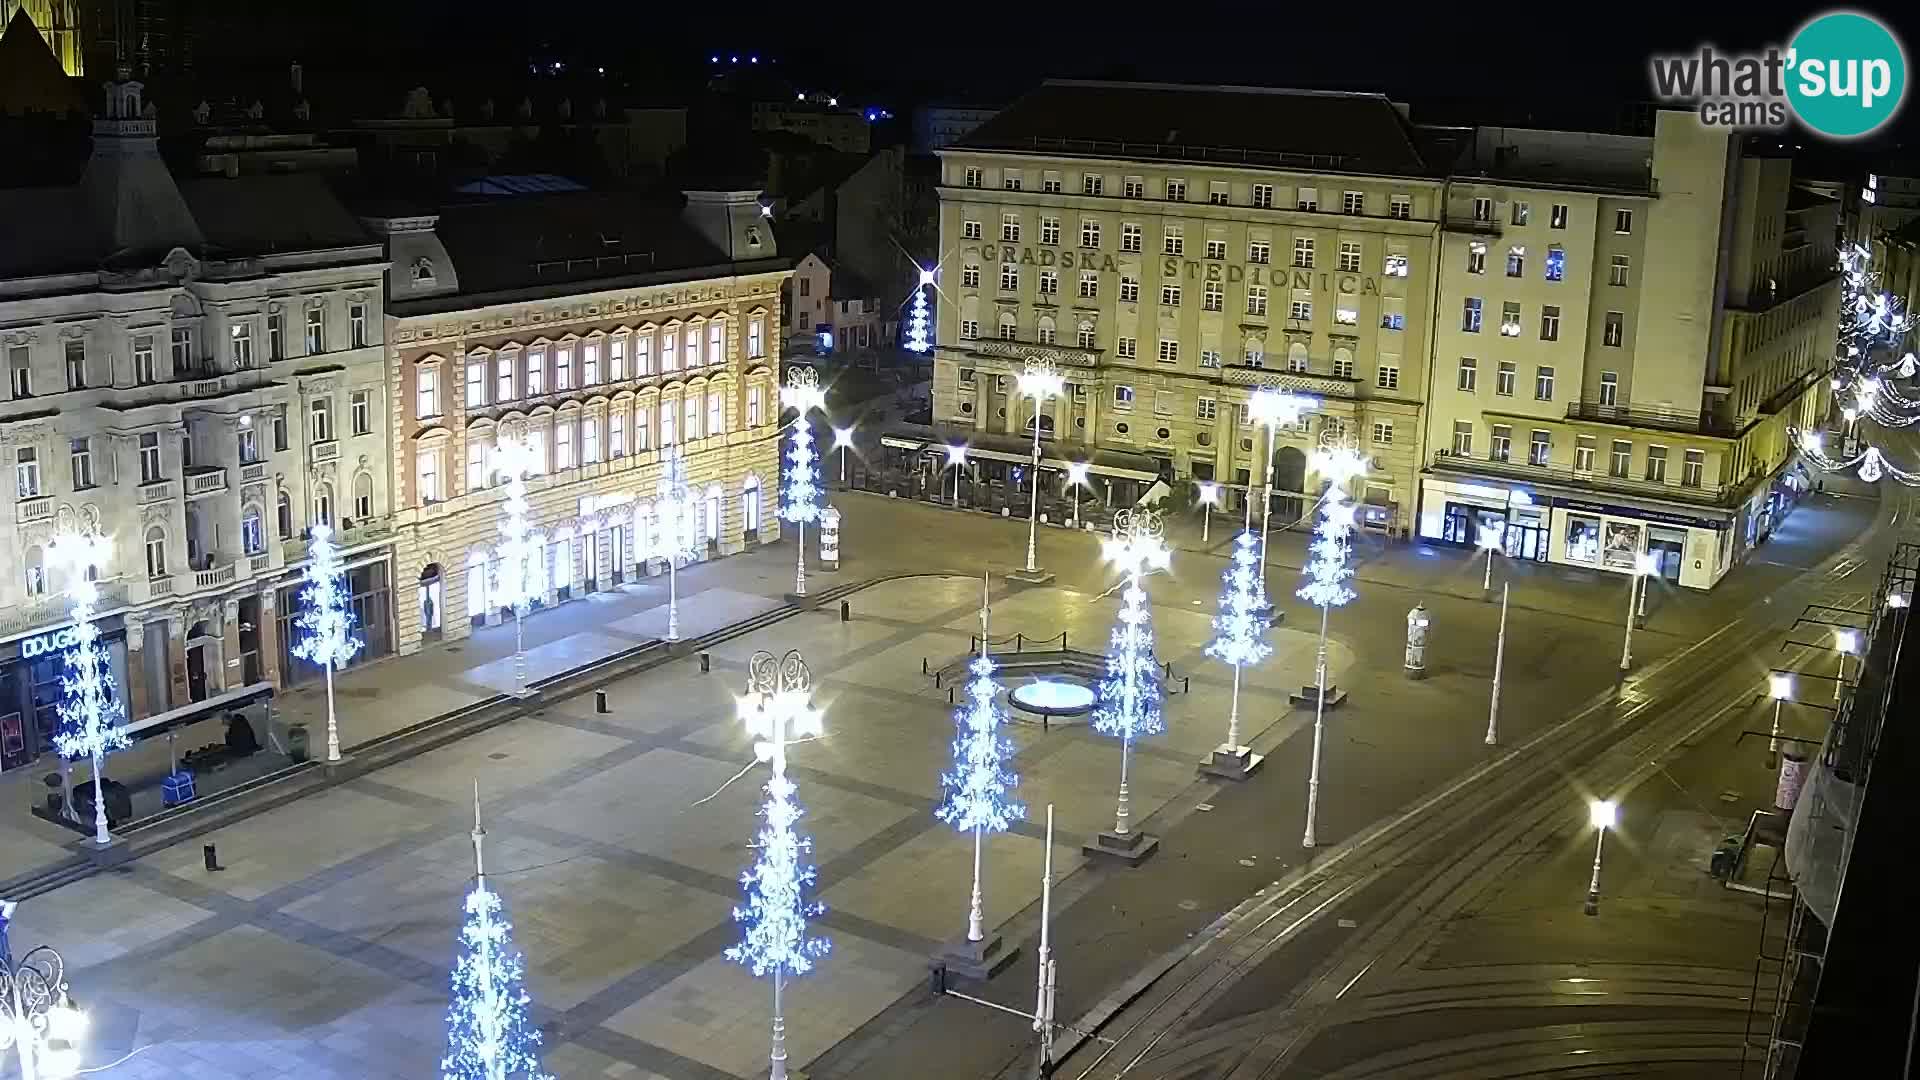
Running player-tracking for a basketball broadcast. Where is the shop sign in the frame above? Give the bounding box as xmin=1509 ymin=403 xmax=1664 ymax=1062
xmin=20 ymin=625 xmax=82 ymax=660
xmin=1551 ymin=497 xmax=1725 ymax=531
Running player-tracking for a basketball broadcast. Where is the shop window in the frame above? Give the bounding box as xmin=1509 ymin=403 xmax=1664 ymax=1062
xmin=1565 ymin=516 xmax=1600 ymax=562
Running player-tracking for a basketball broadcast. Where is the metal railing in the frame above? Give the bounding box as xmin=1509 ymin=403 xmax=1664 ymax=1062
xmin=1430 ymin=449 xmax=1731 ymax=504
xmin=1565 ymin=400 xmax=1741 ymax=437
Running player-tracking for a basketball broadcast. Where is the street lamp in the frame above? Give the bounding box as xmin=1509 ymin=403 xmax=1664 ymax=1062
xmin=1016 ymin=360 xmax=1066 ymax=575
xmin=1583 ymin=799 xmax=1617 ymax=916
xmin=1768 ymin=672 xmax=1793 ymax=769
xmin=945 ymin=444 xmax=968 ymax=506
xmin=1300 ymin=437 xmax=1366 ymax=849
xmin=1 ymin=901 xmax=88 ymax=1080
xmin=1835 ymin=628 xmax=1859 ymax=702
xmin=1618 ymin=552 xmax=1660 ymax=672
xmin=47 ymin=531 xmax=126 ymax=848
xmin=491 ymin=436 xmax=544 ymax=697
xmin=1096 ymin=509 xmax=1171 ymax=854
xmin=782 ymin=369 xmax=827 ymax=598
xmin=832 ymin=426 xmax=855 ymax=485
xmin=1477 ymin=524 xmax=1502 ymax=591
xmin=1889 ymin=592 xmax=1911 ymax=609
xmin=1247 ymin=389 xmax=1318 ymax=582
xmin=1065 ymin=461 xmax=1090 ymax=529
xmin=1197 ymin=481 xmax=1220 ymax=545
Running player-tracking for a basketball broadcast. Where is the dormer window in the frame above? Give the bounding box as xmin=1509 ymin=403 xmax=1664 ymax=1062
xmin=747 ymin=226 xmax=762 ymax=248
xmin=410 ymin=257 xmax=436 ymax=284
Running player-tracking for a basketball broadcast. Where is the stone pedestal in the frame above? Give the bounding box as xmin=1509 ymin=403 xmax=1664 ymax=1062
xmin=1005 ymin=568 xmax=1055 ymax=587
xmin=1288 ymin=684 xmax=1348 ymax=710
xmin=1199 ymin=744 xmax=1264 ymax=781
xmin=1083 ymin=828 xmax=1160 ymax=866
xmin=933 ymin=931 xmax=1019 ymax=982
xmin=74 ymin=834 xmax=137 ymax=867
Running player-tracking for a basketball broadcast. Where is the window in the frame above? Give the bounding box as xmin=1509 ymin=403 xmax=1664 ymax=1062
xmin=1646 ymin=445 xmax=1668 ymax=483
xmin=1153 ymin=390 xmax=1174 ymax=417
xmin=1550 ymin=203 xmax=1568 ymax=229
xmin=1206 ymin=238 xmax=1227 ymax=260
xmin=583 ymin=341 xmax=601 ymax=385
xmin=1575 ymin=436 xmax=1596 ymax=472
xmin=352 ymin=474 xmax=372 ymax=519
xmin=1039 ymin=269 xmax=1059 ymax=296
xmin=1500 ymin=301 xmax=1522 ymax=337
xmin=1157 ymin=339 xmax=1179 ymax=363
xmin=8 ymin=347 xmax=30 ymax=398
xmin=555 ymin=420 xmax=574 ymax=469
xmin=417 ymin=366 xmax=440 ymax=418
xmin=1488 ymin=361 xmax=1513 ymax=396
xmin=1040 ymin=216 xmax=1060 ymax=245
xmin=1161 ymin=284 xmax=1182 ymax=306
xmin=1296 ymin=187 xmax=1318 ymax=211
xmin=1506 ymin=246 xmax=1525 ymax=277
xmin=1609 ymin=439 xmax=1632 ymax=478
xmin=637 ymin=334 xmax=657 ymax=375
xmin=1544 ymin=247 xmax=1566 ymax=282
xmin=1535 ymin=365 xmax=1556 ymax=400
xmin=1196 ymin=397 xmax=1217 ymax=421
xmin=660 ymin=403 xmax=676 ymax=446
xmin=1113 ymin=385 xmax=1134 ymax=409
xmin=1614 ymin=209 xmax=1633 ymax=234
xmin=61 ymin=338 xmax=89 ymax=389
xmin=1603 ymin=311 xmax=1624 ymax=347
xmin=1381 ymin=301 xmax=1406 ymax=330
xmin=268 ymin=313 xmax=285 ymax=361
xmin=1123 ymin=177 xmax=1145 ymax=198
xmin=1343 ymin=191 xmax=1365 ymax=215
xmin=273 ymin=408 xmax=288 ymax=451
xmin=145 ymin=527 xmax=167 ymax=578
xmin=1289 ymin=297 xmax=1313 ymax=321
xmin=1511 ymin=201 xmax=1530 ymax=226
xmin=1599 ymin=370 xmax=1619 ymax=406
xmin=13 ymin=447 xmax=38 ymax=498
xmin=1163 ymin=225 xmax=1184 ymax=256
xmin=998 ymin=314 xmax=1018 ymax=340
xmin=610 ymin=411 xmax=627 ymax=457
xmin=1116 ymin=336 xmax=1136 ymax=359
xmin=964 ymin=166 xmax=981 ymax=188
xmin=1609 ymin=255 xmax=1630 ymax=286
xmin=1683 ymin=449 xmax=1704 ymax=487
xmin=1248 ymin=240 xmax=1271 ymax=264
xmin=1462 ymin=298 xmax=1483 ymax=333
xmin=1334 ymin=299 xmax=1358 ymax=326
xmin=1473 ymin=196 xmax=1493 ymax=222
xmin=1081 ymin=219 xmax=1100 ymax=248
xmin=961 ymin=320 xmax=979 ymax=339
xmin=497 ymin=353 xmax=516 ymax=401
xmin=1043 ymin=173 xmax=1062 ymax=194
xmin=1204 ymin=282 xmax=1223 ymax=311
xmin=134 ymin=335 xmax=156 ymax=384
xmin=1452 ymin=421 xmax=1473 ymax=456
xmin=1467 ymin=242 xmax=1486 ymax=274
xmin=1119 ymin=277 xmax=1139 ymax=302
xmin=1288 ymin=346 xmax=1309 ymax=373
xmin=344 ymin=389 xmax=368 ymax=436
xmin=170 ymin=327 xmax=193 ymax=372
xmin=237 ymin=426 xmax=258 ymax=464
xmin=466 ymin=440 xmax=487 ymax=490
xmin=1339 ymin=241 xmax=1361 ymax=273
xmin=962 ymin=264 xmax=981 ymax=289
xmin=1079 ymin=323 xmax=1098 ymax=349
xmin=528 ymin=347 xmax=549 ymax=392
xmin=1208 ymin=182 xmax=1229 ymax=206
xmin=1000 ymin=264 xmax=1019 ymax=291
xmin=1332 ymin=352 xmax=1354 ymax=379
xmin=61 ymin=436 xmax=94 ymax=490
xmin=1083 ymin=173 xmax=1104 ymax=195
xmin=683 ymin=327 xmax=701 ymax=370
xmin=1121 ymin=223 xmax=1142 ymax=252
xmin=305 ymin=307 xmax=325 ymax=353
xmin=1247 ymin=286 xmax=1268 ymax=316
xmin=1524 ymin=429 xmax=1550 ymax=466
xmin=748 ymin=319 xmax=764 ymax=359
xmin=1037 ymin=318 xmax=1056 ymax=345
xmin=963 ymin=220 xmax=982 ymax=240
xmin=1003 ymin=170 xmax=1022 ymax=191
xmin=1490 ymin=424 xmax=1512 ymax=462
xmin=636 ymin=406 xmax=653 ymax=449
xmin=1293 ymin=237 xmax=1314 ymax=268
xmin=418 ymin=446 xmax=442 ymax=501
xmin=309 ymin=396 xmax=334 ymax=443
xmin=1383 ymin=249 xmax=1409 ymax=278
xmin=1199 ymin=349 xmax=1221 ymax=368
xmin=1164 ymin=178 xmax=1186 ymax=201
xmin=1371 ymin=360 xmax=1401 ymax=392
xmin=1390 ymin=194 xmax=1411 ymax=220
xmin=350 ymin=302 xmax=368 ymax=348
xmin=1372 ymin=421 xmax=1394 ymax=445
xmin=1458 ymin=357 xmax=1478 ymax=392
xmin=1252 ymin=184 xmax=1273 ymax=208
xmin=1078 ymin=271 xmax=1098 ymax=298
xmin=1002 ymin=213 xmax=1021 ymax=242
xmin=466 ymin=360 xmax=486 ymax=407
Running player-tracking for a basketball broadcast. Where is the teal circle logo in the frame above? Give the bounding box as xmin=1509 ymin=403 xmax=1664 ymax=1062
xmin=1787 ymin=11 xmax=1907 ymax=138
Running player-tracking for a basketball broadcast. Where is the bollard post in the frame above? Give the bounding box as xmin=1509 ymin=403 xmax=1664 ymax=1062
xmin=922 ymin=657 xmax=929 ymax=675
xmin=595 ymin=689 xmax=609 ymax=714
xmin=1183 ymin=676 xmax=1190 ymax=694
xmin=935 ymin=671 xmax=943 ymax=688
xmin=840 ymin=600 xmax=850 ymax=622
xmin=700 ymin=651 xmax=711 ymax=674
xmin=948 ymin=687 xmax=955 ymax=704
xmin=204 ymin=843 xmax=222 ymax=872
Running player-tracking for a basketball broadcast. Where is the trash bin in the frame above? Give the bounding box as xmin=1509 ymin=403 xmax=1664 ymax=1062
xmin=287 ymin=723 xmax=310 ymax=764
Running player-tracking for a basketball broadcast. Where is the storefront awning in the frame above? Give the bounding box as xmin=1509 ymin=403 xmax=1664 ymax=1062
xmin=880 ymin=435 xmax=927 ymax=452
xmin=124 ymin=681 xmax=275 ymax=742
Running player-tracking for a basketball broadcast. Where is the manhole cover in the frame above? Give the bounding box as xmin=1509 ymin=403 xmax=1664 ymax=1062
xmin=1238 ymin=858 xmax=1257 ymax=867
xmin=1177 ymin=899 xmax=1199 ymax=911
xmin=488 ymin=752 xmax=510 ymax=761
xmin=1719 ymin=791 xmax=1741 ymax=803
xmin=1337 ymin=918 xmax=1357 ymax=929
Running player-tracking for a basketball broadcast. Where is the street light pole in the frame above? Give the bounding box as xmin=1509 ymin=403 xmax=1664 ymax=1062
xmin=1032 ymin=804 xmax=1057 ymax=1077
xmin=1768 ymin=672 xmax=1792 ymax=769
xmin=1066 ymin=462 xmax=1089 ymax=530
xmin=1299 ymin=437 xmax=1365 ymax=850
xmin=1618 ymin=553 xmax=1658 ymax=672
xmin=1 ymin=902 xmax=87 ymax=1080
xmin=1479 ymin=525 xmax=1500 ymax=592
xmin=1247 ymin=389 xmax=1318 ymax=584
xmin=1017 ymin=360 xmax=1065 ymax=575
xmin=1486 ymin=582 xmax=1508 ymax=746
xmin=1584 ymin=800 xmax=1617 ymax=916
xmin=833 ymin=426 xmax=855 ymax=486
xmin=947 ymin=445 xmax=967 ymax=507
xmin=1834 ymin=629 xmax=1859 ymax=703
xmin=1198 ymin=482 xmax=1219 ymax=546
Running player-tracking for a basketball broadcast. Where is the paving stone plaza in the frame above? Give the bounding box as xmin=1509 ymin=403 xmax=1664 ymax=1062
xmin=17 ymin=575 xmax=1351 ymax=1079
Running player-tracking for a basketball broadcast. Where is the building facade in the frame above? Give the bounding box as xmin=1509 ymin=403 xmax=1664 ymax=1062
xmin=0 ymin=75 xmax=393 ymax=773
xmin=372 ymin=189 xmax=787 ymax=657
xmin=932 ymin=81 xmax=1444 ymax=533
xmin=1421 ymin=114 xmax=1838 ymax=589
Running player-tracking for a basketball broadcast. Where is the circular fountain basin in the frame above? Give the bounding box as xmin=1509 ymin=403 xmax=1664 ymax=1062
xmin=1010 ymin=678 xmax=1097 ymax=718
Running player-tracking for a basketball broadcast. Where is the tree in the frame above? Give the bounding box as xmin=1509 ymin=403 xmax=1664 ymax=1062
xmin=50 ymin=531 xmax=128 ymax=846
xmin=291 ymin=523 xmax=363 ymax=761
xmin=935 ymin=581 xmax=1023 ymax=942
xmin=442 ymin=788 xmax=548 ymax=1080
xmin=1204 ymin=530 xmax=1273 ymax=755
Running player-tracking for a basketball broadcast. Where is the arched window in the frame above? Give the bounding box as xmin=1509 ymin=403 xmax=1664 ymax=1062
xmin=705 ymin=485 xmax=723 ymax=542
xmin=23 ymin=545 xmax=46 ymax=597
xmin=1245 ymin=337 xmax=1266 ymax=368
xmin=313 ymin=482 xmax=334 ymax=528
xmin=1077 ymin=321 xmax=1096 ymax=349
xmin=353 ymin=471 xmax=374 ymax=519
xmin=742 ymin=474 xmax=762 ymax=533
xmin=241 ymin=504 xmax=266 ymax=555
xmin=411 ymin=257 xmax=436 ymax=284
xmin=1287 ymin=341 xmax=1310 ymax=372
xmin=998 ymin=312 xmax=1018 ymax=341
xmin=1332 ymin=345 xmax=1354 ymax=380
xmin=1036 ymin=315 xmax=1056 ymax=345
xmin=144 ymin=526 xmax=168 ymax=578
xmin=276 ymin=489 xmax=293 ymax=539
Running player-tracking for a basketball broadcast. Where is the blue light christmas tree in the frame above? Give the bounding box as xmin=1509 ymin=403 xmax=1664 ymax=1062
xmin=936 ymin=577 xmax=1024 ymax=944
xmin=442 ymin=784 xmax=549 ymax=1080
xmin=291 ymin=523 xmax=363 ymax=762
xmin=1297 ymin=442 xmax=1367 ymax=848
xmin=1203 ymin=531 xmax=1273 ymax=768
xmin=50 ymin=531 xmax=129 ymax=846
xmin=904 ymin=267 xmax=934 ymax=354
xmin=652 ymin=444 xmax=701 ymax=641
xmin=1092 ymin=512 xmax=1169 ymax=847
xmin=781 ymin=370 xmax=825 ymax=597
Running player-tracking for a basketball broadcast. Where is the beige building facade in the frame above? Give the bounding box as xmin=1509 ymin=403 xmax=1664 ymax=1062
xmin=373 ymin=190 xmax=788 ymax=656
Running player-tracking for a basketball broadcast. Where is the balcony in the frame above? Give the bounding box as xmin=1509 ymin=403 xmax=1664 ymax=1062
xmin=1565 ymin=401 xmax=1741 ymax=438
xmin=193 ymin=562 xmax=238 ymax=590
xmin=962 ymin=339 xmax=1102 ymax=369
xmin=1220 ymin=363 xmax=1357 ymax=399
xmin=149 ymin=574 xmax=175 ymax=598
xmin=184 ymin=466 xmax=228 ymax=498
xmin=138 ymin=480 xmax=174 ymax=504
xmin=1431 ymin=449 xmax=1730 ymax=505
xmin=240 ymin=461 xmax=268 ymax=483
xmin=1443 ymin=215 xmax=1502 ymax=236
xmin=183 ymin=373 xmax=233 ymax=399
xmin=281 ymin=519 xmax=395 ymax=564
xmin=310 ymin=440 xmax=340 ymax=464
xmin=15 ymin=494 xmax=52 ymax=525
xmin=249 ymin=553 xmax=272 ymax=575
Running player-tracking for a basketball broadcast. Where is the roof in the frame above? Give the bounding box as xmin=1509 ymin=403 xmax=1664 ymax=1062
xmin=453 ymin=174 xmax=588 ymax=196
xmin=0 ymin=8 xmax=84 ymax=116
xmin=421 ymin=190 xmax=763 ymax=298
xmin=178 ymin=174 xmax=373 ymax=255
xmin=0 ymin=187 xmax=91 ymax=276
xmin=953 ymin=80 xmax=1438 ymax=178
xmin=1787 ymin=186 xmax=1840 ymax=212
